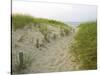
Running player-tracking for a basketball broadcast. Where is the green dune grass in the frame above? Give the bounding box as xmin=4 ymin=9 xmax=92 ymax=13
xmin=70 ymin=22 xmax=97 ymax=69
xmin=12 ymin=14 xmax=71 ymax=32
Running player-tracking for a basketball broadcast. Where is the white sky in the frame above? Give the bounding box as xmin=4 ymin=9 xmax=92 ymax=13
xmin=12 ymin=0 xmax=97 ymax=22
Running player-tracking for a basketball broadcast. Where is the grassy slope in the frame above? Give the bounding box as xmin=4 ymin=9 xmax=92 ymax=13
xmin=12 ymin=14 xmax=71 ymax=33
xmin=70 ymin=22 xmax=97 ymax=69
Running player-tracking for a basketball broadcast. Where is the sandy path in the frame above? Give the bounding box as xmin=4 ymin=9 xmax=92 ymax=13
xmin=23 ymin=28 xmax=79 ymax=73
xmin=12 ymin=25 xmax=80 ymax=74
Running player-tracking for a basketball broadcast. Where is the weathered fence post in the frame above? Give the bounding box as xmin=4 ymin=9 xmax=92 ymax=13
xmin=53 ymin=34 xmax=56 ymax=40
xmin=19 ymin=51 xmax=24 ymax=69
xmin=36 ymin=39 xmax=39 ymax=48
xmin=44 ymin=33 xmax=50 ymax=43
xmin=60 ymin=29 xmax=65 ymax=37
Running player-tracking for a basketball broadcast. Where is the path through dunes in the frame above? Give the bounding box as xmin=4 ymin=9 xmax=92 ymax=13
xmin=12 ymin=15 xmax=80 ymax=73
xmin=20 ymin=28 xmax=80 ymax=73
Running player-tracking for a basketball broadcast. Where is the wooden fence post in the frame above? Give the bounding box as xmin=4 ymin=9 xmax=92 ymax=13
xmin=53 ymin=34 xmax=56 ymax=40
xmin=19 ymin=52 xmax=24 ymax=69
xmin=44 ymin=33 xmax=49 ymax=43
xmin=36 ymin=39 xmax=39 ymax=48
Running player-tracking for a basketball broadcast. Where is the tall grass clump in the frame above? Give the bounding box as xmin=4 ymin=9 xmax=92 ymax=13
xmin=12 ymin=14 xmax=34 ymax=30
xmin=70 ymin=22 xmax=97 ymax=70
xmin=12 ymin=52 xmax=34 ymax=74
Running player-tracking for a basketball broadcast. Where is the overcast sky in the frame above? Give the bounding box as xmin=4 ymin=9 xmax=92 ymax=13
xmin=12 ymin=0 xmax=97 ymax=23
